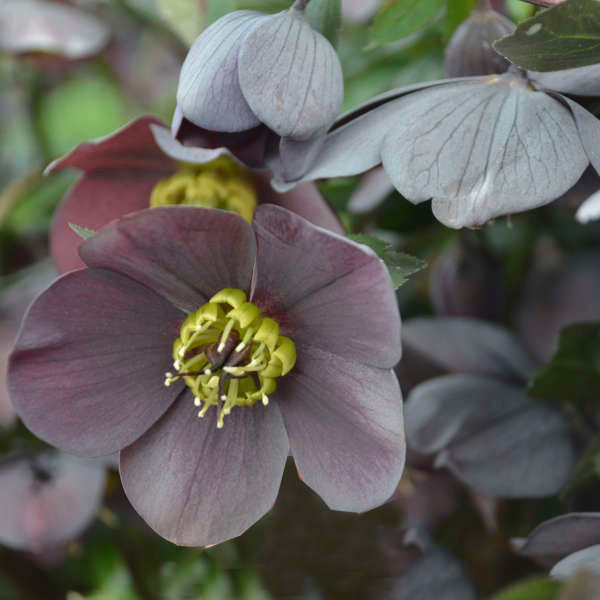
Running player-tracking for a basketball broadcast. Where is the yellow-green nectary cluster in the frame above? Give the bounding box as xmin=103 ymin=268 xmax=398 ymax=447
xmin=150 ymin=158 xmax=257 ymax=223
xmin=165 ymin=288 xmax=296 ymax=429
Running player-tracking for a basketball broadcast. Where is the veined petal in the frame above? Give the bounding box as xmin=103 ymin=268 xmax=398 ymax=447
xmin=529 ymin=64 xmax=600 ymax=97
xmin=46 ymin=116 xmax=174 ymax=176
xmin=251 ymin=205 xmax=401 ymax=368
xmin=8 ymin=268 xmax=185 ymax=457
xmin=79 ymin=207 xmax=256 ymax=313
xmin=276 ymin=345 xmax=405 ymax=512
xmin=238 ymin=10 xmax=343 ymax=140
xmin=379 ymin=76 xmax=587 ymax=228
xmin=176 ymin=11 xmax=264 ymax=132
xmin=51 ymin=176 xmax=159 ymax=273
xmin=120 ymin=393 xmax=288 ymax=546
xmin=402 ymin=317 xmax=538 ymax=383
xmin=347 ymin=167 xmax=395 ymax=214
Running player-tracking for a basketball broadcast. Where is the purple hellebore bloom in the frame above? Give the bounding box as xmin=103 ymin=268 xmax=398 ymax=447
xmin=174 ymin=4 xmax=344 ymax=181
xmin=8 ymin=204 xmax=405 ymax=547
xmin=277 ymin=65 xmax=600 ymax=228
xmin=0 ymin=451 xmax=106 ymax=555
xmin=47 ymin=116 xmax=343 ymax=274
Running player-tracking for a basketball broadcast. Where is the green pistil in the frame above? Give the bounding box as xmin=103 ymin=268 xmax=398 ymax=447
xmin=150 ymin=158 xmax=257 ymax=223
xmin=164 ymin=288 xmax=296 ymax=429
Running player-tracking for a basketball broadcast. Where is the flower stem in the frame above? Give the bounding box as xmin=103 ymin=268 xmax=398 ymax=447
xmin=291 ymin=0 xmax=311 ymax=11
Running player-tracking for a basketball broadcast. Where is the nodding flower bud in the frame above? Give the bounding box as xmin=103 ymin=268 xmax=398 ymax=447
xmin=444 ymin=4 xmax=515 ymax=78
xmin=175 ymin=3 xmax=343 ymax=179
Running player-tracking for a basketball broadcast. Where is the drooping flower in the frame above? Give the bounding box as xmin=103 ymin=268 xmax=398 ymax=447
xmin=401 ymin=317 xmax=576 ymax=498
xmin=47 ymin=116 xmax=343 ymax=273
xmin=0 ymin=451 xmax=106 ymax=556
xmin=9 ymin=205 xmax=405 ymax=546
xmin=444 ymin=0 xmax=515 ymax=78
xmin=277 ymin=66 xmax=600 ymax=228
xmin=174 ymin=2 xmax=344 ymax=181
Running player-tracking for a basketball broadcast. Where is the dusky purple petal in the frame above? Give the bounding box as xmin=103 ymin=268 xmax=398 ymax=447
xmin=276 ymin=345 xmax=405 ymax=512
xmin=0 ymin=0 xmax=109 ymax=59
xmin=176 ymin=11 xmax=263 ymax=132
xmin=46 ymin=115 xmax=174 ymax=177
xmin=8 ymin=268 xmax=185 ymax=457
xmin=120 ymin=393 xmax=288 ymax=546
xmin=551 ymin=545 xmax=600 ymax=581
xmin=380 ymin=76 xmax=587 ymax=228
xmin=576 ymin=189 xmax=600 ymax=223
xmin=251 ymin=205 xmax=401 ymax=368
xmin=0 ymin=452 xmax=105 ymax=552
xmin=402 ymin=317 xmax=537 ymax=383
xmin=238 ymin=11 xmax=343 ymax=140
xmin=386 ymin=549 xmax=477 ymax=600
xmin=405 ymin=374 xmax=526 ymax=455
xmin=406 ymin=374 xmax=576 ymax=497
xmin=51 ymin=176 xmax=161 ymax=273
xmin=530 ymin=64 xmax=600 ymax=97
xmin=347 ymin=166 xmax=395 ymax=214
xmin=253 ymin=177 xmax=344 ymax=234
xmin=514 ymin=513 xmax=600 ymax=567
xmin=79 ymin=206 xmax=256 ymax=313
xmin=151 ymin=123 xmax=256 ymax=169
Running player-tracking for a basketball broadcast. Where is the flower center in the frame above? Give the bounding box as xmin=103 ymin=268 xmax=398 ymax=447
xmin=164 ymin=288 xmax=296 ymax=429
xmin=150 ymin=158 xmax=257 ymax=223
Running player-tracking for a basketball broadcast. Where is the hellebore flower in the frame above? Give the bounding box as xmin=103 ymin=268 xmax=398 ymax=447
xmin=0 ymin=0 xmax=109 ymax=59
xmin=0 ymin=451 xmax=106 ymax=555
xmin=576 ymin=189 xmax=600 ymax=224
xmin=444 ymin=0 xmax=515 ymax=78
xmin=277 ymin=66 xmax=600 ymax=228
xmin=401 ymin=317 xmax=576 ymax=498
xmin=8 ymin=205 xmax=405 ymax=546
xmin=47 ymin=116 xmax=343 ymax=273
xmin=174 ymin=2 xmax=344 ymax=181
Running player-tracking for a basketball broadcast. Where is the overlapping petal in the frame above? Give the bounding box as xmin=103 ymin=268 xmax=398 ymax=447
xmin=176 ymin=11 xmax=264 ymax=132
xmin=8 ymin=268 xmax=185 ymax=457
xmin=120 ymin=393 xmax=288 ymax=547
xmin=251 ymin=205 xmax=401 ymax=368
xmin=276 ymin=345 xmax=405 ymax=512
xmin=80 ymin=207 xmax=256 ymax=313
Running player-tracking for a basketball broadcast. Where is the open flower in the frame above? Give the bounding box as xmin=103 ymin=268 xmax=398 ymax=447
xmin=47 ymin=116 xmax=342 ymax=273
xmin=278 ymin=67 xmax=600 ymax=228
xmin=174 ymin=2 xmax=344 ymax=181
xmin=9 ymin=205 xmax=404 ymax=546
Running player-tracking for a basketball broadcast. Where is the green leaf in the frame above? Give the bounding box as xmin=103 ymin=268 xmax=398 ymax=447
xmin=69 ymin=223 xmax=96 ymax=240
xmin=348 ymin=234 xmax=426 ymax=289
xmin=560 ymin=436 xmax=600 ymax=499
xmin=528 ymin=323 xmax=600 ymax=406
xmin=305 ymin=0 xmax=342 ymax=47
xmin=370 ymin=0 xmax=446 ymax=45
xmin=494 ymin=0 xmax=600 ymax=71
xmin=156 ymin=0 xmax=206 ymax=45
xmin=445 ymin=0 xmax=477 ymax=37
xmin=488 ymin=576 xmax=561 ymax=600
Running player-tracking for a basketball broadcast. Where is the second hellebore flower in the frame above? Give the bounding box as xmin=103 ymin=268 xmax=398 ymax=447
xmin=47 ymin=116 xmax=342 ymax=273
xmin=174 ymin=1 xmax=344 ymax=181
xmin=8 ymin=205 xmax=405 ymax=546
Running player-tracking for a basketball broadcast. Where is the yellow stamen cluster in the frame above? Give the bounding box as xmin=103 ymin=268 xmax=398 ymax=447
xmin=164 ymin=288 xmax=296 ymax=429
xmin=150 ymin=157 xmax=257 ymax=223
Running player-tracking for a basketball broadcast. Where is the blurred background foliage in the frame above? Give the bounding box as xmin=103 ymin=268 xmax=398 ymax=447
xmin=1 ymin=0 xmax=600 ymax=599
